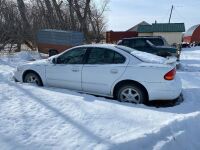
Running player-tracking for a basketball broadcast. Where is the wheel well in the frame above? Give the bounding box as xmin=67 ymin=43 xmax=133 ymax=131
xmin=22 ymin=70 xmax=43 ymax=86
xmin=113 ymin=80 xmax=149 ymax=101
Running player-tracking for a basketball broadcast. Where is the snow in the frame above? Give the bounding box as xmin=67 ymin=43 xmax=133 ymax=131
xmin=179 ymin=46 xmax=200 ymax=72
xmin=1 ymin=50 xmax=200 ymax=149
xmin=131 ymin=51 xmax=167 ymax=64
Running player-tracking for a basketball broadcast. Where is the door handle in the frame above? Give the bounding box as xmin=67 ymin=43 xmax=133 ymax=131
xmin=72 ymin=68 xmax=79 ymax=72
xmin=110 ymin=69 xmax=118 ymax=74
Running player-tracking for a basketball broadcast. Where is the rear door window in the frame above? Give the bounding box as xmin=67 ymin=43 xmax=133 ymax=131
xmin=86 ymin=48 xmax=125 ymax=64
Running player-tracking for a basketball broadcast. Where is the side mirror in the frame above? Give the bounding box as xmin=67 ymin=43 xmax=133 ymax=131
xmin=52 ymin=58 xmax=57 ymax=64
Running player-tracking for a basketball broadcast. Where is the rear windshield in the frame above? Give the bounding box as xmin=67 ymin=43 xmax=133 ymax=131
xmin=115 ymin=45 xmax=166 ymax=64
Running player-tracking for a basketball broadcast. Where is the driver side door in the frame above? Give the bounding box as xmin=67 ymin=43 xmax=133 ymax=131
xmin=45 ymin=47 xmax=87 ymax=90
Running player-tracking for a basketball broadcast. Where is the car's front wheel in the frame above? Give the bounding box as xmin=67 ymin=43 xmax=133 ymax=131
xmin=117 ymin=84 xmax=145 ymax=104
xmin=24 ymin=72 xmax=43 ymax=86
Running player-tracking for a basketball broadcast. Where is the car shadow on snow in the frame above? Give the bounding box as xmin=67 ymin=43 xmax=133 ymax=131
xmin=145 ymin=94 xmax=184 ymax=108
xmin=97 ymin=94 xmax=184 ymax=108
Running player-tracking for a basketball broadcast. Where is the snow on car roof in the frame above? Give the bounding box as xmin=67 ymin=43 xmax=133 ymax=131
xmin=75 ymin=43 xmax=116 ymax=48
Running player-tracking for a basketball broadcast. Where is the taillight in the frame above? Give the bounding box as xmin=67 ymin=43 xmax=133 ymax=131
xmin=164 ymin=68 xmax=176 ymax=80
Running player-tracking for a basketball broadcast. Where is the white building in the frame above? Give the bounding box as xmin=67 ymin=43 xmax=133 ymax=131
xmin=137 ymin=23 xmax=185 ymax=45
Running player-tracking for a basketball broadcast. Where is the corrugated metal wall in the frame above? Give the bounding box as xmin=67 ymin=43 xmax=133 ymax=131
xmin=37 ymin=29 xmax=84 ymax=46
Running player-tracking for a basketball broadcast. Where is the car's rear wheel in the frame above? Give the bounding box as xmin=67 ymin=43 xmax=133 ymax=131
xmin=117 ymin=84 xmax=145 ymax=104
xmin=24 ymin=72 xmax=43 ymax=86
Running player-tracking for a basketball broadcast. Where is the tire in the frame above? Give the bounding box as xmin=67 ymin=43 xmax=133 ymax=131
xmin=116 ymin=84 xmax=146 ymax=104
xmin=24 ymin=72 xmax=43 ymax=86
xmin=49 ymin=49 xmax=58 ymax=57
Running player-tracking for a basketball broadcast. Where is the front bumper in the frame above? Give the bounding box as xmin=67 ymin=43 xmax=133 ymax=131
xmin=13 ymin=76 xmax=19 ymax=82
xmin=13 ymin=69 xmax=23 ymax=82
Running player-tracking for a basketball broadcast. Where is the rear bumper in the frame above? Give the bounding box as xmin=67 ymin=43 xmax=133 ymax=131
xmin=142 ymin=76 xmax=182 ymax=101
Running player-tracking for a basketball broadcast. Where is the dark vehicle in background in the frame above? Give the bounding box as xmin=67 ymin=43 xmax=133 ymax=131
xmin=37 ymin=29 xmax=84 ymax=56
xmin=117 ymin=36 xmax=180 ymax=58
xmin=181 ymin=42 xmax=190 ymax=48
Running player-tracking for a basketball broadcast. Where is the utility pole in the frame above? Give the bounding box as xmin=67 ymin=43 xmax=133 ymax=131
xmin=168 ymin=5 xmax=174 ymax=23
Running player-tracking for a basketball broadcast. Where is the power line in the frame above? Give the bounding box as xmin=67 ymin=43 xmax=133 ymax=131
xmin=173 ymin=7 xmax=192 ymax=23
xmin=168 ymin=5 xmax=174 ymax=23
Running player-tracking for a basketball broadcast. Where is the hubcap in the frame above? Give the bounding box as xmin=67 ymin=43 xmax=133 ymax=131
xmin=120 ymin=88 xmax=141 ymax=103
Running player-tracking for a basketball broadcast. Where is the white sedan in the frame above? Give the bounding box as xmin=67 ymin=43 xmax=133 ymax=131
xmin=13 ymin=44 xmax=182 ymax=104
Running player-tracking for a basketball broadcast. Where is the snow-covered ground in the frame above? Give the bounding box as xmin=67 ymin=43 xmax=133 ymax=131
xmin=0 ymin=49 xmax=200 ymax=150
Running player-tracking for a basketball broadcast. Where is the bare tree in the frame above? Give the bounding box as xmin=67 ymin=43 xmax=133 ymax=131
xmin=89 ymin=0 xmax=109 ymax=42
xmin=70 ymin=0 xmax=91 ymax=41
xmin=17 ymin=0 xmax=30 ymax=31
xmin=0 ymin=0 xmax=109 ymax=52
xmin=51 ymin=0 xmax=65 ymax=28
xmin=43 ymin=0 xmax=56 ymax=28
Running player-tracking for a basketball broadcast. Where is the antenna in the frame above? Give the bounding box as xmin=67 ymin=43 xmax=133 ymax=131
xmin=169 ymin=5 xmax=174 ymax=23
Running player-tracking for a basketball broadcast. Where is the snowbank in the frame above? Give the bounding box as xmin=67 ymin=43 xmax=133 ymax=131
xmin=0 ymin=51 xmax=42 ymax=68
xmin=1 ymin=49 xmax=200 ymax=149
xmin=180 ymin=47 xmax=200 ymax=72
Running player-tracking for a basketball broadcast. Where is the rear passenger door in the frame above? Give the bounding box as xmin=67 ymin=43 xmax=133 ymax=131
xmin=82 ymin=47 xmax=128 ymax=96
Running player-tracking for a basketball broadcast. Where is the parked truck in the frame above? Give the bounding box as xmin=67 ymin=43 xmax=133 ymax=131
xmin=37 ymin=29 xmax=84 ymax=56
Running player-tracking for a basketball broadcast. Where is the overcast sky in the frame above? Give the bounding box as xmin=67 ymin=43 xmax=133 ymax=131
xmin=107 ymin=0 xmax=200 ymax=31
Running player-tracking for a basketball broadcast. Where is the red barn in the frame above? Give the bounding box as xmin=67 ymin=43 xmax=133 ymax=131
xmin=183 ymin=24 xmax=200 ymax=43
xmin=105 ymin=21 xmax=148 ymax=43
xmin=106 ymin=31 xmax=138 ymax=43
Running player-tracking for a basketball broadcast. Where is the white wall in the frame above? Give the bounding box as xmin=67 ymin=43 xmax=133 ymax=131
xmin=138 ymin=33 xmax=153 ymax=36
xmin=153 ymin=32 xmax=183 ymax=45
xmin=138 ymin=32 xmax=183 ymax=45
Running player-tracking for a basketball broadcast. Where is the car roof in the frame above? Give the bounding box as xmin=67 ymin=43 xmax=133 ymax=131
xmin=74 ymin=44 xmax=118 ymax=49
xmin=122 ymin=36 xmax=163 ymax=40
